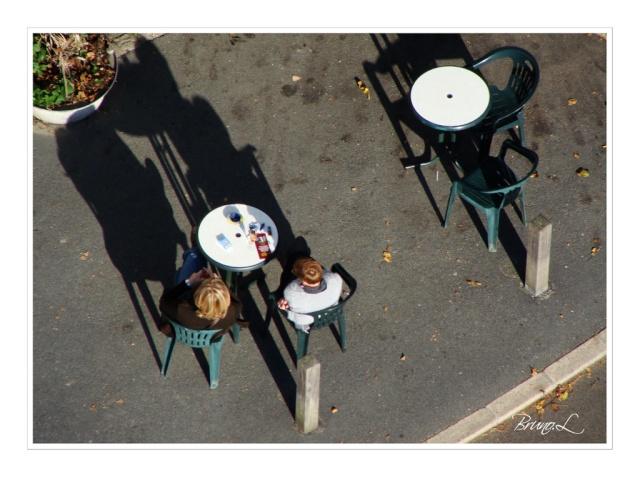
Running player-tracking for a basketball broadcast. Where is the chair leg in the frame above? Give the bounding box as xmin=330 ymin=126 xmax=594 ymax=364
xmin=444 ymin=184 xmax=459 ymax=228
xmin=263 ymin=298 xmax=277 ymax=335
xmin=230 ymin=322 xmax=240 ymax=344
xmin=337 ymin=316 xmax=347 ymax=352
xmin=517 ymin=111 xmax=526 ymax=146
xmin=208 ymin=337 xmax=224 ymax=389
xmin=519 ymin=189 xmax=527 ymax=224
xmin=486 ymin=209 xmax=500 ymax=252
xmin=296 ymin=330 xmax=309 ymax=362
xmin=161 ymin=337 xmax=176 ymax=376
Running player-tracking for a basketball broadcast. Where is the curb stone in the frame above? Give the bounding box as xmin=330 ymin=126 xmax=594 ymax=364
xmin=426 ymin=329 xmax=606 ymax=443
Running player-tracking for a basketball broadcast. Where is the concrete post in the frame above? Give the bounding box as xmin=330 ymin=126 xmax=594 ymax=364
xmin=525 ymin=214 xmax=552 ymax=296
xmin=295 ymin=355 xmax=321 ymax=433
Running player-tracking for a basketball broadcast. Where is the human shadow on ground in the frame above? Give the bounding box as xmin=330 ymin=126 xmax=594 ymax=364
xmin=56 ymin=122 xmax=186 ymax=370
xmin=363 ymin=33 xmax=526 ymax=277
xmin=57 ymin=37 xmax=298 ymax=412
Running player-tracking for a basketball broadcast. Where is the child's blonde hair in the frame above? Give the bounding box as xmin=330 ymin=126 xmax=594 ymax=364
xmin=194 ymin=277 xmax=231 ymax=320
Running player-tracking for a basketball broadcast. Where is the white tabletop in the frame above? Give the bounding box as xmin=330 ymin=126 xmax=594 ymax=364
xmin=197 ymin=204 xmax=279 ymax=272
xmin=410 ymin=66 xmax=490 ymax=131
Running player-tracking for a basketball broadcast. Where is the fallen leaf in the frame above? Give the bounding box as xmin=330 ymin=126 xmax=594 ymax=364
xmin=354 ymin=77 xmax=371 ymax=100
xmin=573 ymin=152 xmax=581 ymax=160
xmin=80 ymin=251 xmax=91 ymax=261
xmin=576 ymin=167 xmax=590 ymax=177
xmin=558 ymin=390 xmax=570 ymax=401
xmin=530 ymin=170 xmax=540 ymax=178
xmin=330 ymin=406 xmax=339 ymax=414
xmin=601 ymin=144 xmax=607 ymax=150
xmin=465 ymin=279 xmax=482 ymax=287
xmin=115 ymin=399 xmax=125 ymax=405
xmin=383 ymin=304 xmax=389 ymax=313
xmin=535 ymin=399 xmax=546 ymax=416
xmin=400 ymin=353 xmax=406 ymax=361
xmin=592 ymin=237 xmax=601 ymax=244
xmin=591 ymin=246 xmax=601 ymax=256
xmin=291 ymin=74 xmax=302 ymax=82
xmin=383 ymin=246 xmax=392 ymax=263
xmin=530 ymin=367 xmax=538 ymax=377
xmin=89 ymin=403 xmax=97 ymax=412
xmin=351 ymin=186 xmax=358 ymax=192
xmin=551 ymin=403 xmax=560 ymax=412
xmin=384 ymin=218 xmax=391 ymax=226
xmin=559 ymin=313 xmax=565 ymax=319
xmin=567 ymin=98 xmax=578 ymax=106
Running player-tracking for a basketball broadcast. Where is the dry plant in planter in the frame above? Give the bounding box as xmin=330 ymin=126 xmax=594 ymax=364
xmin=33 ymin=33 xmax=116 ymax=111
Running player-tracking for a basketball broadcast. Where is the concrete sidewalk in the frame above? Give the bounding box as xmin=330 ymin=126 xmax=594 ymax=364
xmin=32 ymin=33 xmax=606 ymax=443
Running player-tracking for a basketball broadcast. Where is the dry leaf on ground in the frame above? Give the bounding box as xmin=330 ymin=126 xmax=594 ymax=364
xmin=567 ymin=98 xmax=578 ymax=106
xmin=573 ymin=152 xmax=581 ymax=160
xmin=530 ymin=171 xmax=540 ymax=178
xmin=400 ymin=353 xmax=406 ymax=361
xmin=292 ymin=75 xmax=302 ymax=82
xmin=591 ymin=246 xmax=601 ymax=256
xmin=383 ymin=246 xmax=392 ymax=263
xmin=330 ymin=406 xmax=339 ymax=414
xmin=465 ymin=279 xmax=482 ymax=287
xmin=576 ymin=167 xmax=590 ymax=177
xmin=530 ymin=367 xmax=538 ymax=376
xmin=80 ymin=251 xmax=90 ymax=261
xmin=354 ymin=77 xmax=371 ymax=99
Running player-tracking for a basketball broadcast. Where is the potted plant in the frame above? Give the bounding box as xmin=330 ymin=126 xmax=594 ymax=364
xmin=32 ymin=33 xmax=117 ymax=125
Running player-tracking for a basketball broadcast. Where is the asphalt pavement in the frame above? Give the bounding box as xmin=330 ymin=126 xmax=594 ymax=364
xmin=32 ymin=33 xmax=607 ymax=443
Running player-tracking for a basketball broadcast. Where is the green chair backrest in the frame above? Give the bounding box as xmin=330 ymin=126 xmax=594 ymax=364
xmin=469 ymin=46 xmax=540 ymax=129
xmin=168 ymin=319 xmax=221 ymax=348
xmin=307 ymin=302 xmax=345 ymax=329
xmin=459 ymin=139 xmax=539 ymax=210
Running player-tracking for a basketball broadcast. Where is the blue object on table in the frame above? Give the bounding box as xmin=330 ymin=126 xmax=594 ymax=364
xmin=443 ymin=139 xmax=539 ymax=252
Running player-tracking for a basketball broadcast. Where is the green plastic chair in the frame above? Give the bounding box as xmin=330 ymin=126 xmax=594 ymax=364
xmin=468 ymin=46 xmax=540 ymax=146
xmin=161 ymin=318 xmax=226 ymax=389
xmin=443 ymin=139 xmax=539 ymax=252
xmin=267 ymin=263 xmax=357 ymax=363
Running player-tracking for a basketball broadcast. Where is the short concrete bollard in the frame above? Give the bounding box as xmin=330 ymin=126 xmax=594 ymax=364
xmin=525 ymin=214 xmax=552 ymax=296
xmin=295 ymin=355 xmax=321 ymax=434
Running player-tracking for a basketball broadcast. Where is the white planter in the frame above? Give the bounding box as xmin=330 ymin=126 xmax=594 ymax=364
xmin=33 ymin=51 xmax=118 ymax=125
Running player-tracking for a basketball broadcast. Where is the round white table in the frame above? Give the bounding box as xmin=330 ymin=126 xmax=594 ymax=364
xmin=410 ymin=66 xmax=490 ymax=132
xmin=197 ymin=204 xmax=279 ymax=277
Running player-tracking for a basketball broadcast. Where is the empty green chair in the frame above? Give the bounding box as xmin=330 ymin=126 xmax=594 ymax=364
xmin=267 ymin=263 xmax=357 ymax=363
xmin=468 ymin=46 xmax=539 ymax=146
xmin=444 ymin=139 xmax=539 ymax=252
xmin=161 ymin=318 xmax=226 ymax=389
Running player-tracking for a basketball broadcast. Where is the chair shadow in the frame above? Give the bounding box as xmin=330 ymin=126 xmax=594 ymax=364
xmin=364 ymin=33 xmax=526 ymax=275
